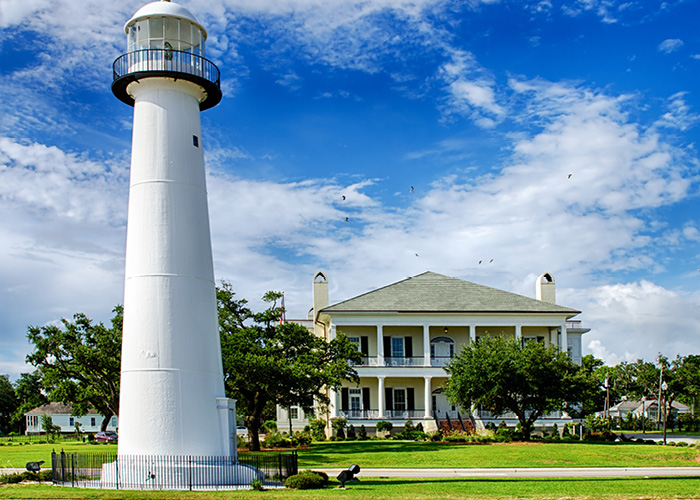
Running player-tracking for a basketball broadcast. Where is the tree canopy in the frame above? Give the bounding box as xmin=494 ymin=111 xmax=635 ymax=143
xmin=26 ymin=306 xmax=122 ymax=431
xmin=218 ymin=282 xmax=361 ymax=450
xmin=10 ymin=371 xmax=48 ymax=434
xmin=445 ymin=337 xmax=580 ymax=440
xmin=0 ymin=375 xmax=18 ymax=435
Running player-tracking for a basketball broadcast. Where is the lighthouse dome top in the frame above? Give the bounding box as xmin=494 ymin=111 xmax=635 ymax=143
xmin=125 ymin=0 xmax=207 ymax=39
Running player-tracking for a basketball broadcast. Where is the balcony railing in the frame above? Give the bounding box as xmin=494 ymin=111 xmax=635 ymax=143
xmin=337 ymin=409 xmax=427 ymax=420
xmin=430 ymin=356 xmax=453 ymax=367
xmin=351 ymin=356 xmax=381 ymax=367
xmin=384 ymin=356 xmax=424 ymax=367
xmin=339 ymin=409 xmax=381 ymax=419
xmin=112 ymin=49 xmax=221 ymax=110
xmin=384 ymin=409 xmax=426 ymax=419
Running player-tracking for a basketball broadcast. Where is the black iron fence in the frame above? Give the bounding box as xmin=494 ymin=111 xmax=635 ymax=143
xmin=51 ymin=450 xmax=297 ymax=490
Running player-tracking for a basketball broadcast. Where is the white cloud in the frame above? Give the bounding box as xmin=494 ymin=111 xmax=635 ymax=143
xmin=658 ymin=38 xmax=684 ymax=54
xmin=571 ymin=281 xmax=700 ymax=363
xmin=654 ymin=92 xmax=700 ymax=131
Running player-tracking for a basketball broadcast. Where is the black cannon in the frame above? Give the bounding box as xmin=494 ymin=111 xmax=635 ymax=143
xmin=26 ymin=460 xmax=45 ymax=473
xmin=337 ymin=464 xmax=361 ymax=488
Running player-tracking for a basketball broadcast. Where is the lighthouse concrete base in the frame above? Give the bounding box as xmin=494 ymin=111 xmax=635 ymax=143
xmin=100 ymin=457 xmax=263 ymax=489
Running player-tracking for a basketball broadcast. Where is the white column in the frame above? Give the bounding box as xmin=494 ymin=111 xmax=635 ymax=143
xmin=330 ymin=388 xmax=338 ymax=418
xmin=515 ymin=324 xmax=522 ymax=341
xmin=377 ymin=377 xmax=385 ymax=418
xmin=561 ymin=322 xmax=568 ymax=355
xmin=377 ymin=324 xmax=384 ymax=366
xmin=329 ymin=324 xmax=337 ymax=341
xmin=423 ymin=325 xmax=431 ymax=366
xmin=469 ymin=324 xmax=476 ymax=343
xmin=424 ymin=377 xmax=432 ymax=419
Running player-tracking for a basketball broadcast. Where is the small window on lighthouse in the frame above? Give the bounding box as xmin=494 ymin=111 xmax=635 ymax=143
xmin=193 ymin=135 xmax=199 ymax=147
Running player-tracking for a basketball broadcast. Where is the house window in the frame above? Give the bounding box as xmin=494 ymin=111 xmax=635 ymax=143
xmin=289 ymin=407 xmax=299 ymax=419
xmin=391 ymin=337 xmax=404 ymax=358
xmin=91 ymin=417 xmax=96 ymax=427
xmin=69 ymin=417 xmax=74 ymax=426
xmin=393 ymin=389 xmax=406 ymax=412
xmin=348 ymin=337 xmax=360 ymax=351
xmin=349 ymin=388 xmax=362 ymax=412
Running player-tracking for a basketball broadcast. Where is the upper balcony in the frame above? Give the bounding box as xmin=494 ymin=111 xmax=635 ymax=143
xmin=112 ymin=49 xmax=222 ymax=110
xmin=352 ymin=356 xmax=453 ymax=368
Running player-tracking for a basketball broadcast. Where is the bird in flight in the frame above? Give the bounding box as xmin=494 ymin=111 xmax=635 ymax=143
xmin=410 ymin=186 xmax=414 ymax=193
xmin=567 ymin=174 xmax=572 ymax=179
xmin=342 ymin=195 xmax=346 ymax=200
xmin=345 ymin=217 xmax=349 ymax=222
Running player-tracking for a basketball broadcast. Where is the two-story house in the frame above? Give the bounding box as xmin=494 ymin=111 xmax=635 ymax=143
xmin=278 ymin=270 xmax=589 ymax=435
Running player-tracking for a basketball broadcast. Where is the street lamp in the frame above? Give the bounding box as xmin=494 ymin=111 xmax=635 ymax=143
xmin=661 ymin=381 xmax=668 ymax=445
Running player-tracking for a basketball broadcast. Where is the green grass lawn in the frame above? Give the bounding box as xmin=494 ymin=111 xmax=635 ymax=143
xmin=3 ymin=440 xmax=700 ymax=471
xmin=2 ymin=477 xmax=700 ymax=500
xmin=0 ymin=441 xmax=114 ymax=469
xmin=297 ymin=440 xmax=700 ymax=469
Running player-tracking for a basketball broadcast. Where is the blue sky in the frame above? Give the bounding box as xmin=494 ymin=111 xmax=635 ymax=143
xmin=1 ymin=0 xmax=699 ymax=380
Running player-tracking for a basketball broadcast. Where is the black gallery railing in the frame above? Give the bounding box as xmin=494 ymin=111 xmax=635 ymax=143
xmin=113 ymin=49 xmax=220 ymax=88
xmin=51 ymin=450 xmax=297 ymax=490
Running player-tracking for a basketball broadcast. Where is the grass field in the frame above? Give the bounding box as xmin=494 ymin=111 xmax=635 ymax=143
xmin=297 ymin=440 xmax=700 ymax=469
xmin=2 ymin=476 xmax=700 ymax=500
xmin=3 ymin=439 xmax=700 ymax=471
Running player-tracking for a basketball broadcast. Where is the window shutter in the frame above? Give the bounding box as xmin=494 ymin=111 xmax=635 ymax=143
xmin=383 ymin=337 xmax=391 ymax=358
xmin=385 ymin=387 xmax=393 ymax=411
xmin=362 ymin=387 xmax=370 ymax=410
xmin=341 ymin=388 xmax=349 ymax=411
xmin=407 ymin=388 xmax=415 ymax=411
xmin=404 ymin=336 xmax=413 ymax=358
xmin=360 ymin=336 xmax=369 ymax=356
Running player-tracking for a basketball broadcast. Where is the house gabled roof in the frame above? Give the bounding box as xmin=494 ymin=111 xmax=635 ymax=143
xmin=321 ymin=271 xmax=580 ymax=315
xmin=25 ymin=402 xmax=101 ymax=416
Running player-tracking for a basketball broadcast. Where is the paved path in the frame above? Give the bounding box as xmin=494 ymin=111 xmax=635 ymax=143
xmin=622 ymin=433 xmax=700 ymax=444
xmin=320 ymin=467 xmax=700 ymax=478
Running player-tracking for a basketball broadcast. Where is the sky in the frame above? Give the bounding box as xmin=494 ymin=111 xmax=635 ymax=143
xmin=1 ymin=0 xmax=699 ymax=381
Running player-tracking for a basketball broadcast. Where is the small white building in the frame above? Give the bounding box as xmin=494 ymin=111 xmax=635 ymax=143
xmin=604 ymin=399 xmax=690 ymax=422
xmin=25 ymin=402 xmax=118 ymax=435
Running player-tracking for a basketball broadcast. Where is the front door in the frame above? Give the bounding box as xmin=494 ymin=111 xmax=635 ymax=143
xmin=432 ymin=392 xmax=457 ymax=419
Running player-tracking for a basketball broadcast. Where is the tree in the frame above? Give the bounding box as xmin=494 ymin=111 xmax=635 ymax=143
xmin=218 ymin=283 xmax=361 ymax=451
xmin=671 ymin=354 xmax=700 ymax=415
xmin=568 ymin=355 xmax=606 ymax=419
xmin=10 ymin=371 xmax=48 ymax=434
xmin=445 ymin=337 xmax=579 ymax=440
xmin=26 ymin=306 xmax=122 ymax=431
xmin=40 ymin=413 xmax=61 ymax=441
xmin=0 ymin=375 xmax=18 ymax=435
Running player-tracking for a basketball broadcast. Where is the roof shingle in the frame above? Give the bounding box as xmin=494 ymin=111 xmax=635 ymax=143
xmin=321 ymin=271 xmax=580 ymax=315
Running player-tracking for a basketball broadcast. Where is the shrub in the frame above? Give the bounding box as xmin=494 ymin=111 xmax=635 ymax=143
xmin=309 ymin=418 xmax=327 ymax=441
xmin=331 ymin=417 xmax=347 ymax=439
xmin=358 ymin=425 xmax=368 ymax=440
xmin=237 ymin=434 xmax=249 ymax=449
xmin=39 ymin=470 xmax=53 ymax=481
xmin=291 ymin=430 xmax=312 ymax=447
xmin=376 ymin=420 xmax=393 ymax=436
xmin=346 ymin=424 xmax=356 ymax=440
xmin=263 ymin=420 xmax=278 ymax=433
xmin=250 ymin=478 xmax=264 ymax=491
xmin=285 ymin=470 xmax=328 ymax=490
xmin=262 ymin=430 xmax=291 ymax=448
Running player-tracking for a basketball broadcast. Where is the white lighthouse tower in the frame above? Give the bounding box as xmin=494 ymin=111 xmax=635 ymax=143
xmin=108 ymin=1 xmax=255 ymax=487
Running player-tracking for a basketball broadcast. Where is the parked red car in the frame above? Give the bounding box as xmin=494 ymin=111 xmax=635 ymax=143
xmin=94 ymin=431 xmax=118 ymax=443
